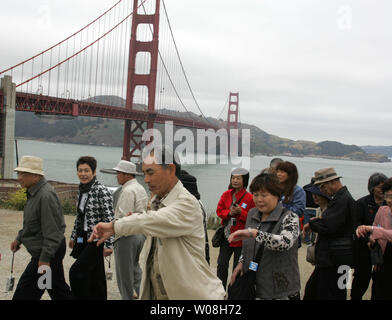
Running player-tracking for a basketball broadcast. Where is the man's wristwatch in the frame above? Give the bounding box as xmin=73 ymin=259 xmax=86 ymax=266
xmin=248 ymin=227 xmax=253 ymax=238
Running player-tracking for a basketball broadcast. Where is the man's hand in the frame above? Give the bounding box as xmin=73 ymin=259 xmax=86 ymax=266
xmin=103 ymin=248 xmax=113 ymax=257
xmin=38 ymin=261 xmax=50 ymax=273
xmin=69 ymin=240 xmax=75 ymax=249
xmin=88 ymin=222 xmax=115 ymax=246
xmin=126 ymin=211 xmax=133 ymax=217
xmin=10 ymin=240 xmax=21 ymax=253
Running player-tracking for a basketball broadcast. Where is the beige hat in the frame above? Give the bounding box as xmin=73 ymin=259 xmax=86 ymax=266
xmin=99 ymin=160 xmax=143 ymax=176
xmin=14 ymin=156 xmax=44 ymax=176
xmin=313 ymin=167 xmax=342 ymax=185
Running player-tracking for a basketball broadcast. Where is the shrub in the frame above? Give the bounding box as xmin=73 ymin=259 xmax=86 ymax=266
xmin=62 ymin=199 xmax=77 ymax=216
xmin=7 ymin=188 xmax=27 ymax=211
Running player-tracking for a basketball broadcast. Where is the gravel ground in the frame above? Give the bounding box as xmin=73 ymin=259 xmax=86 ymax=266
xmin=0 ymin=209 xmax=370 ymax=300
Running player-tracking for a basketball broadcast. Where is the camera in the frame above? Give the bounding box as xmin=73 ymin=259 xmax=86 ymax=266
xmin=106 ymin=270 xmax=113 ymax=281
xmin=6 ymin=276 xmax=15 ymax=292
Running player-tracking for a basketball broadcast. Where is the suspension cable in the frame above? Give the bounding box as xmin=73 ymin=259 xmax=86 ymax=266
xmin=0 ymin=0 xmax=123 ymax=76
xmin=161 ymin=0 xmax=212 ymax=124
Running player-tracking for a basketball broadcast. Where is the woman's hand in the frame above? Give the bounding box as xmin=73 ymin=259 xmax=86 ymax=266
xmin=228 ymin=228 xmax=256 ymax=243
xmin=356 ymin=225 xmax=372 ymax=238
xmin=229 ymin=262 xmax=244 ymax=287
xmin=230 ymin=204 xmax=242 ymax=216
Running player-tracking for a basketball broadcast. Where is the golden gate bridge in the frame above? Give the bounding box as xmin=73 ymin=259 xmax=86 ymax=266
xmin=0 ymin=0 xmax=242 ymax=177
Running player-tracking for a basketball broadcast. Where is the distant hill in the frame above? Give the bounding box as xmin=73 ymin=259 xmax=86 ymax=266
xmin=361 ymin=146 xmax=392 ymax=158
xmin=14 ymin=95 xmax=390 ymax=162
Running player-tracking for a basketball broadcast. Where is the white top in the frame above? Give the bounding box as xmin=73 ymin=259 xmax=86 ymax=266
xmin=79 ymin=193 xmax=89 ymax=232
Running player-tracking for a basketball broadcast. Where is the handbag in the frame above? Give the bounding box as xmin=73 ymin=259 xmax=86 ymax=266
xmin=306 ymin=232 xmax=317 ymax=265
xmin=306 ymin=243 xmax=316 ymax=265
xmin=328 ymin=236 xmax=354 ymax=267
xmin=227 ymin=222 xmax=276 ymax=300
xmin=369 ymin=241 xmax=384 ymax=266
xmin=211 ymin=226 xmax=224 ymax=248
xmin=227 ymin=269 xmax=257 ymax=300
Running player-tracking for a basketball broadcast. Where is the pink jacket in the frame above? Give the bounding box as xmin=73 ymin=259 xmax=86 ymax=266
xmin=372 ymin=206 xmax=392 ymax=254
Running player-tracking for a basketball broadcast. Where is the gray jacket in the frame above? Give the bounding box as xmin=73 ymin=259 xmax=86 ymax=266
xmin=241 ymin=204 xmax=301 ymax=299
xmin=16 ymin=177 xmax=66 ymax=262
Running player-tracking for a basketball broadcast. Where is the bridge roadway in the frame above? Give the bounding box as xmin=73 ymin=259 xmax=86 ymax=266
xmin=0 ymin=90 xmax=219 ymax=131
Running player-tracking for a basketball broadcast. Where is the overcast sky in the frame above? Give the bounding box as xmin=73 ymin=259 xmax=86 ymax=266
xmin=1 ymin=0 xmax=391 ymax=146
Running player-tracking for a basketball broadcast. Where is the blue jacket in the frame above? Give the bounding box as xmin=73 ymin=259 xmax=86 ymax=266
xmin=281 ymin=185 xmax=306 ymax=218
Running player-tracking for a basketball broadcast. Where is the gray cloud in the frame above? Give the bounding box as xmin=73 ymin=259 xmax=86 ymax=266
xmin=1 ymin=0 xmax=391 ymax=146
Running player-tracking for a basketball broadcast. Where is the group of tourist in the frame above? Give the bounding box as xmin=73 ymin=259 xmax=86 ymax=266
xmin=5 ymin=148 xmax=392 ymax=300
xmin=216 ymin=157 xmax=392 ymax=300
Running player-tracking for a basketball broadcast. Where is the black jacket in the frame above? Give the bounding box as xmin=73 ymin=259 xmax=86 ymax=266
xmin=356 ymin=194 xmax=384 ymax=226
xmin=309 ymin=186 xmax=357 ymax=267
xmin=354 ymin=194 xmax=385 ymax=255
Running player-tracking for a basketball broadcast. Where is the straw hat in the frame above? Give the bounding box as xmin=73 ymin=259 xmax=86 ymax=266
xmin=14 ymin=156 xmax=44 ymax=176
xmin=313 ymin=168 xmax=342 ymax=185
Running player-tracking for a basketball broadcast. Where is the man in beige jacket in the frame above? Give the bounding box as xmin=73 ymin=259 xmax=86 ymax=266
xmin=89 ymin=146 xmax=225 ymax=299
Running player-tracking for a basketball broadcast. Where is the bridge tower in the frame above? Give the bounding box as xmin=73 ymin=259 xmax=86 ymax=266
xmin=227 ymin=92 xmax=239 ymax=156
xmin=0 ymin=75 xmax=16 ymax=178
xmin=122 ymin=0 xmax=160 ymax=161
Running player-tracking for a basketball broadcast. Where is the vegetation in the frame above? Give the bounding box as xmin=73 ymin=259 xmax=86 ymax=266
xmin=0 ymin=188 xmax=76 ymax=215
xmin=61 ymin=199 xmax=77 ymax=216
xmin=1 ymin=188 xmax=28 ymax=211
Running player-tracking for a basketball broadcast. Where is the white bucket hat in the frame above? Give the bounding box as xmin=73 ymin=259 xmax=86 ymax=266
xmin=14 ymin=156 xmax=44 ymax=176
xmin=100 ymin=160 xmax=143 ymax=176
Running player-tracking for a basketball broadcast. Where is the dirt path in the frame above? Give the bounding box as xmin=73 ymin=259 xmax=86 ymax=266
xmin=0 ymin=209 xmax=370 ymax=300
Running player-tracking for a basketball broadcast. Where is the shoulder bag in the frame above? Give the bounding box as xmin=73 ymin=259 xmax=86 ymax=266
xmin=211 ymin=226 xmax=224 ymax=248
xmin=227 ymin=222 xmax=276 ymax=300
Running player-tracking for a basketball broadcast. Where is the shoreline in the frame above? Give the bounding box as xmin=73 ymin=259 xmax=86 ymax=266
xmin=17 ymin=137 xmax=392 ymax=164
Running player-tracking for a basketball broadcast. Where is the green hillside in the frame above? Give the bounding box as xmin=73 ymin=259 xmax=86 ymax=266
xmin=15 ymin=96 xmax=390 ymax=162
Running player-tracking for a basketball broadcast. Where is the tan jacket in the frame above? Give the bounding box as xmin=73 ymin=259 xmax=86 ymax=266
xmin=114 ymin=179 xmax=148 ymax=219
xmin=114 ymin=180 xmax=225 ymax=300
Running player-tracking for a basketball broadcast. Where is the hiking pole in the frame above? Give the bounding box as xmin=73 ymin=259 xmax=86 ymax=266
xmin=6 ymin=252 xmax=15 ymax=292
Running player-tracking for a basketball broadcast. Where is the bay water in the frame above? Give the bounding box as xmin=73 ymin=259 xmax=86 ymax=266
xmin=15 ymin=139 xmax=392 ymax=216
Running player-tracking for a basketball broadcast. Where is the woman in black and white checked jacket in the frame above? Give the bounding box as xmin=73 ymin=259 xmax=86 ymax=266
xmin=69 ymin=156 xmax=114 ymax=300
